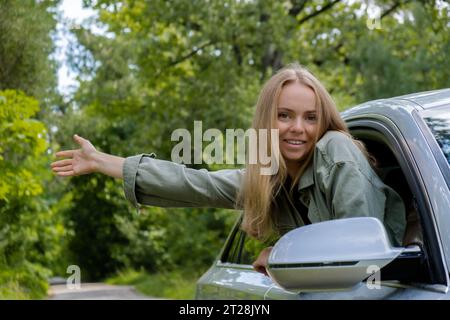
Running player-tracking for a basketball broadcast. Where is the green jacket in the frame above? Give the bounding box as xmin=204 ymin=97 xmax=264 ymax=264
xmin=122 ymin=130 xmax=406 ymax=246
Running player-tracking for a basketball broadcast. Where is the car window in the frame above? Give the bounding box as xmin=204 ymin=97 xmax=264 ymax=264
xmin=240 ymin=233 xmax=270 ymax=265
xmin=224 ymin=228 xmax=245 ymax=263
xmin=221 ymin=225 xmax=271 ymax=265
xmin=420 ymin=105 xmax=450 ymax=164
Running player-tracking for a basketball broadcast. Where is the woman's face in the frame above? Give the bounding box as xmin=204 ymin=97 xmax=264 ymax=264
xmin=276 ymin=81 xmax=318 ymax=171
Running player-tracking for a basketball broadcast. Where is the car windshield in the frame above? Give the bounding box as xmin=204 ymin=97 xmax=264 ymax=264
xmin=420 ymin=105 xmax=450 ymax=164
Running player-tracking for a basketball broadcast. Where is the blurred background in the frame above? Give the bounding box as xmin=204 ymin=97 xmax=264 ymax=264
xmin=0 ymin=0 xmax=449 ymax=299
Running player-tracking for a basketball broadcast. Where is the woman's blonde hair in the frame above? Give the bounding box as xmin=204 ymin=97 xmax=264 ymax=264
xmin=236 ymin=63 xmax=370 ymax=241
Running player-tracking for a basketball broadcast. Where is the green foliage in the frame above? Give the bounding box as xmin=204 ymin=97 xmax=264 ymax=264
xmin=0 ymin=90 xmax=46 ymax=199
xmin=63 ymin=175 xmax=131 ymax=281
xmin=0 ymin=262 xmax=50 ymax=300
xmin=115 ymin=207 xmax=240 ymax=271
xmin=0 ymin=90 xmax=68 ymax=299
xmin=0 ymin=0 xmax=59 ymax=101
xmin=0 ymin=0 xmax=71 ymax=299
xmin=348 ymin=2 xmax=450 ymax=101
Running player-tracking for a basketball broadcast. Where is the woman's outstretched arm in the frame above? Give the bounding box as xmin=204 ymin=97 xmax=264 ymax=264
xmin=51 ymin=134 xmax=243 ymax=210
xmin=51 ymin=134 xmax=124 ymax=179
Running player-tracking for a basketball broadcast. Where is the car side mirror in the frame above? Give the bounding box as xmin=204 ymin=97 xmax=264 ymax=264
xmin=266 ymin=217 xmax=405 ymax=292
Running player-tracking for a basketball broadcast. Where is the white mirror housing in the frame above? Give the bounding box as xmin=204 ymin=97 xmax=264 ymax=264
xmin=267 ymin=217 xmax=405 ymax=292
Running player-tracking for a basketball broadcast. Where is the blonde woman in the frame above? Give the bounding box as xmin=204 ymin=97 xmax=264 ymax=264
xmin=51 ymin=63 xmax=406 ymax=276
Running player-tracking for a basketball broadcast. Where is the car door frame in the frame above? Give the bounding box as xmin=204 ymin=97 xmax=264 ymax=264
xmin=345 ymin=113 xmax=449 ymax=293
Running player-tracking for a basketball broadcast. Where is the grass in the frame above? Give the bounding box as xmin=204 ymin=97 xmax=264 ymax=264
xmin=0 ymin=280 xmax=48 ymax=300
xmin=0 ymin=266 xmax=50 ymax=300
xmin=105 ymin=269 xmax=201 ymax=300
xmin=0 ymin=281 xmax=32 ymax=299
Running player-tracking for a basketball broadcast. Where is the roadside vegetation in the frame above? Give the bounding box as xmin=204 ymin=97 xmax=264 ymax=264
xmin=106 ymin=269 xmax=202 ymax=300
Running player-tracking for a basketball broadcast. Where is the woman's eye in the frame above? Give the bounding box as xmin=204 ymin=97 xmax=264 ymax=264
xmin=278 ymin=112 xmax=290 ymax=120
xmin=306 ymin=114 xmax=317 ymax=122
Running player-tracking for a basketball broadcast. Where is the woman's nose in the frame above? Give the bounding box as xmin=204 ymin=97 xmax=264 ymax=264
xmin=289 ymin=117 xmax=304 ymax=133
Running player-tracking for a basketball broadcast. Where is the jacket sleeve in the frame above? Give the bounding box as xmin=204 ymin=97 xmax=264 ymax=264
xmin=122 ymin=153 xmax=243 ymax=211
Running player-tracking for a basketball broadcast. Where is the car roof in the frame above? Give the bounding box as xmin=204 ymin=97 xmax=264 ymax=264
xmin=393 ymin=88 xmax=450 ymax=110
xmin=342 ymin=88 xmax=450 ymax=118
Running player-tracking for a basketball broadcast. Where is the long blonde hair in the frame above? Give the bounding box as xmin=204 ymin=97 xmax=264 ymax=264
xmin=237 ymin=63 xmax=370 ymax=241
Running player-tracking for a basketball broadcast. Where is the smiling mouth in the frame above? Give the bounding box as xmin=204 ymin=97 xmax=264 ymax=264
xmin=284 ymin=139 xmax=306 ymax=146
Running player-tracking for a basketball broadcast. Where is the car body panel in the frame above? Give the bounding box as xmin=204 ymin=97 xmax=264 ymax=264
xmin=196 ymin=264 xmax=275 ymax=300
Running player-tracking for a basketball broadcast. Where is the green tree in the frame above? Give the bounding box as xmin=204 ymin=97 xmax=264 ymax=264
xmin=0 ymin=0 xmax=68 ymax=299
xmin=0 ymin=0 xmax=59 ymax=103
xmin=0 ymin=90 xmax=66 ymax=299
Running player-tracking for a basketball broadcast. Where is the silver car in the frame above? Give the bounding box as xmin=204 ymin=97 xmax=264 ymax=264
xmin=196 ymin=89 xmax=450 ymax=300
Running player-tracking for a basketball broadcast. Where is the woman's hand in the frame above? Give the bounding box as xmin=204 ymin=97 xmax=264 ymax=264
xmin=51 ymin=134 xmax=125 ymax=179
xmin=252 ymin=246 xmax=273 ymax=276
xmin=51 ymin=134 xmax=99 ymax=177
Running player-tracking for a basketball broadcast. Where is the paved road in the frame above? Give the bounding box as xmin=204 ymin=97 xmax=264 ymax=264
xmin=48 ymin=283 xmax=163 ymax=300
